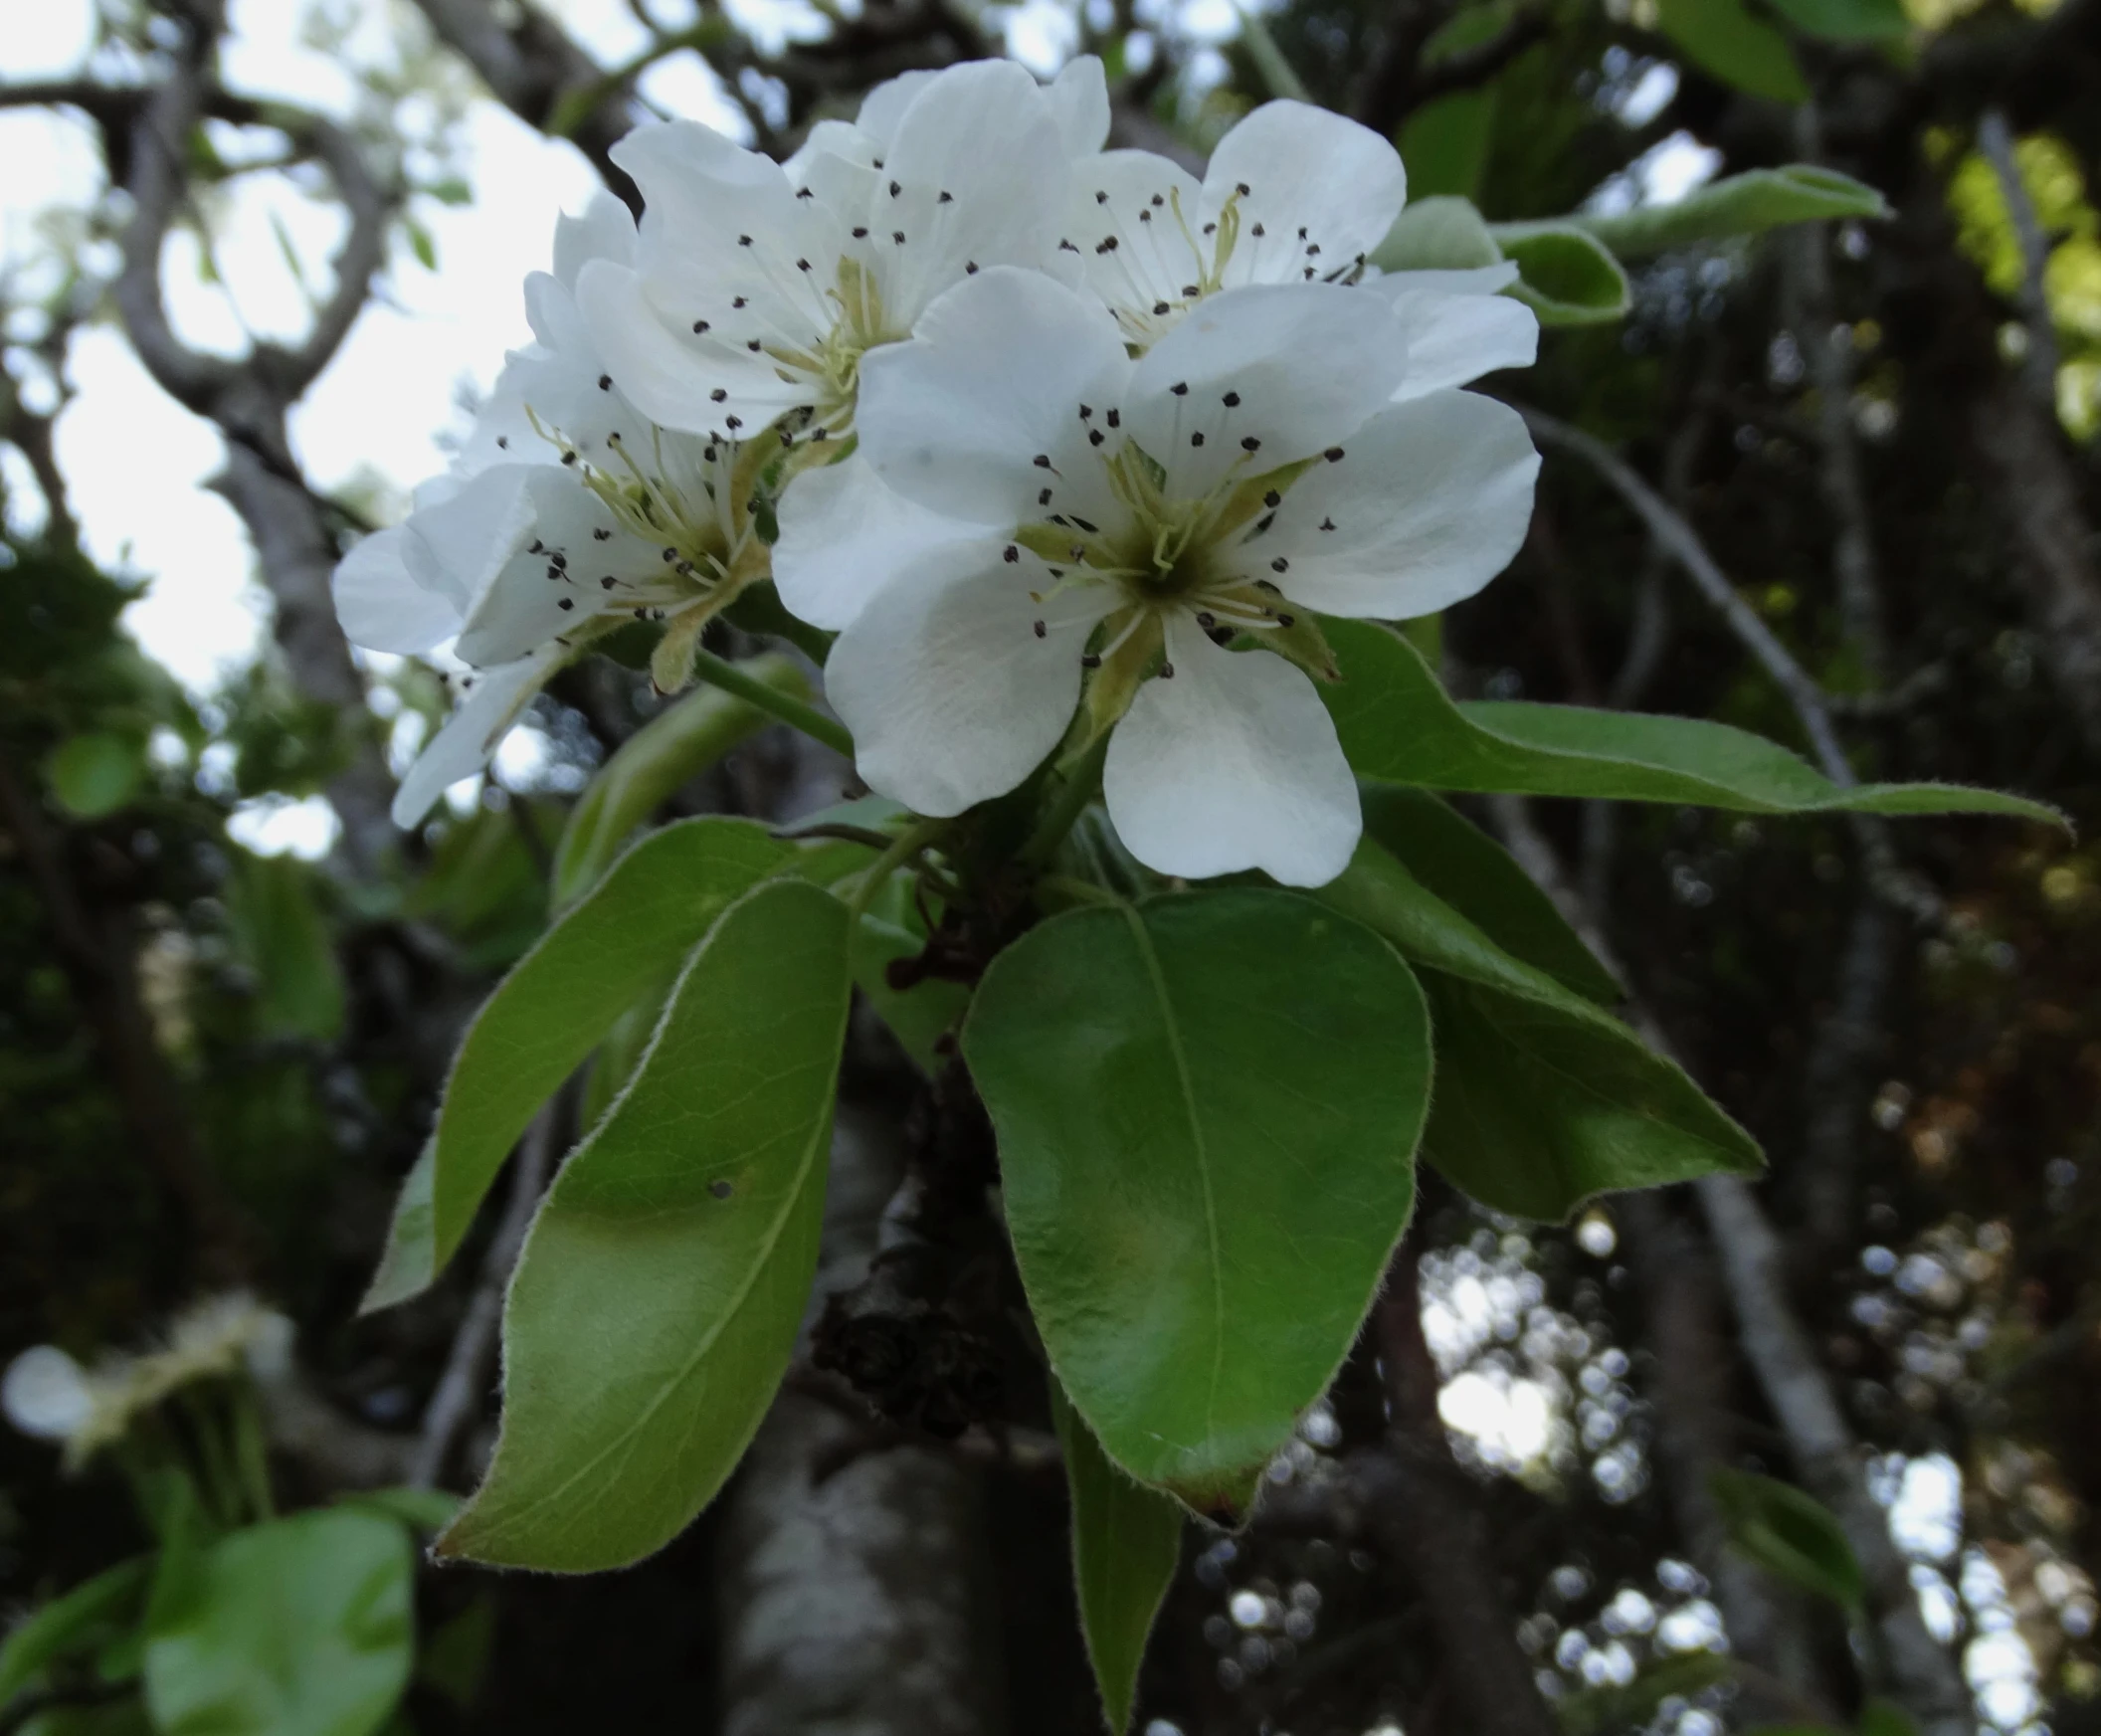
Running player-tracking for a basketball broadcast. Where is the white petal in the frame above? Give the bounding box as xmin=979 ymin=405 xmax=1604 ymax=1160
xmin=775 ymin=455 xmax=1006 ymax=632
xmin=1048 ymin=56 xmax=1111 ymax=155
xmin=1383 ymin=283 xmax=1538 ymax=399
xmin=1126 ymin=283 xmax=1408 ymax=496
xmin=1064 ymin=149 xmax=1208 ymax=339
xmin=393 ymin=649 xmax=562 ymax=828
xmin=785 ymin=118 xmax=881 ymax=180
xmin=454 ymin=470 xmax=656 ymax=666
xmin=1204 ymin=102 xmax=1407 ymax=289
xmin=573 ymin=261 xmax=809 ymax=437
xmin=332 ymin=467 xmax=537 ymax=654
xmin=3 ymin=1346 xmax=92 ymax=1442
xmin=826 ymin=559 xmax=1112 ymax=817
xmin=1257 ymin=391 xmax=1539 ymax=618
xmin=551 ymin=190 xmax=636 ymax=289
xmin=859 ymin=267 xmax=1131 ymax=526
xmin=1104 ymin=619 xmax=1360 ymax=887
xmin=855 ymin=69 xmax=940 ymax=149
xmin=877 ymin=61 xmax=1067 ymax=321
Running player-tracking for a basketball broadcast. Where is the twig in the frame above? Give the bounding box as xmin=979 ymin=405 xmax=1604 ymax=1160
xmin=406 ymin=1095 xmax=565 ymax=1488
xmin=1976 ymin=108 xmax=2061 ymax=416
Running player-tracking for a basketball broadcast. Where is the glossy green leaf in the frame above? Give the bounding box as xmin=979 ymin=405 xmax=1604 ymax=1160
xmin=1582 ymin=166 xmax=1889 ymax=257
xmin=1765 ymin=0 xmax=1907 ymax=40
xmin=1656 ymin=0 xmax=1810 ymax=102
xmin=1050 ymin=1379 xmax=1183 ymax=1734
xmin=1710 ymin=1468 xmax=1866 ymax=1611
xmin=549 ymin=654 xmax=808 ymax=909
xmin=1359 ymin=785 xmax=1620 ymax=1003
xmin=45 ymin=731 xmax=144 ymax=819
xmin=966 ymin=889 xmax=1430 ymax=1513
xmin=578 ymin=969 xmax=679 ymax=1133
xmin=1316 ymin=841 xmax=1758 ymax=1217
xmin=1324 ymin=618 xmax=2064 ymax=825
xmin=0 ymin=1558 xmax=151 ymax=1700
xmin=1490 ymin=223 xmax=1631 ymax=324
xmin=1371 ymin=194 xmax=1505 ymax=274
xmin=142 ymin=1509 xmax=413 ymax=1736
xmin=1420 ymin=972 xmax=1761 ymax=1218
xmin=362 ymin=1143 xmax=436 ymax=1314
xmin=224 ymin=852 xmax=345 ymax=1042
xmin=439 ymin=878 xmax=852 ymax=1571
xmin=413 ymin=817 xmax=793 ymax=1294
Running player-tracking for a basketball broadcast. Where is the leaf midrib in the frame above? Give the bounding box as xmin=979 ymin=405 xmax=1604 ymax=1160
xmin=1120 ymin=904 xmax=1225 ymax=1453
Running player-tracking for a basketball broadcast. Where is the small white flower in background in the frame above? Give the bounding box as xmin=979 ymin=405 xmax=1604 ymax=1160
xmin=573 ymin=58 xmax=1107 ymax=447
xmin=777 ymin=268 xmax=1539 ymax=886
xmin=3 ymin=1345 xmax=92 ymax=1442
xmin=4 ymin=1295 xmax=293 ymax=1468
xmin=333 ymin=195 xmax=766 ymax=825
xmin=1065 ymin=98 xmax=1537 ymax=396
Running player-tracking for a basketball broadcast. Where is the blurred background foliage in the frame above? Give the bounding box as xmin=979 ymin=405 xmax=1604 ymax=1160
xmin=2 ymin=0 xmax=2100 ymax=1732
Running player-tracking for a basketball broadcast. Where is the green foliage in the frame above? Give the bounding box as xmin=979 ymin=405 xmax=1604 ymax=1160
xmin=406 ymin=817 xmax=793 ymax=1295
xmin=400 ymin=799 xmax=564 ymax=971
xmin=1050 ymin=1379 xmax=1184 ymax=1734
xmin=1358 ymin=785 xmax=1621 ymax=1003
xmin=1373 ymin=196 xmax=1505 ymax=274
xmin=223 ymin=852 xmax=346 ymax=1043
xmin=1397 ymin=7 xmax=1513 ymax=200
xmin=965 ymin=890 xmax=1430 ymax=1513
xmin=850 ymin=870 xmax=971 ymax=1072
xmin=1581 ymin=166 xmax=1889 ymax=258
xmin=0 ymin=1557 xmax=151 ymax=1701
xmin=1317 ymin=839 xmax=1759 ymax=1218
xmin=361 ymin=1142 xmax=436 ymax=1314
xmin=440 ymin=880 xmax=852 ymax=1571
xmin=141 ymin=1509 xmax=414 ymax=1736
xmin=45 ymin=732 xmax=145 ymax=818
xmin=1764 ymin=0 xmax=1908 ymax=40
xmin=549 ymin=654 xmax=809 ymax=909
xmin=1654 ymin=0 xmax=1810 ymax=102
xmin=1323 ymin=618 xmax=2063 ymax=823
xmin=1709 ymin=1468 xmax=1866 ymax=1610
xmin=1493 ymin=223 xmax=1633 ymax=324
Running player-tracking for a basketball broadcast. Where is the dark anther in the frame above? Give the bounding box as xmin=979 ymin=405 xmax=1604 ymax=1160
xmin=1039 ymin=487 xmax=1053 ymax=505
xmin=1242 ymin=436 xmax=1261 ymax=452
xmin=732 ymin=295 xmax=748 ymax=308
xmin=1237 ymin=181 xmax=1250 ymax=195
xmin=889 ymin=179 xmax=901 ymax=196
xmin=1078 ymin=404 xmax=1092 ymax=419
xmin=1095 ymin=190 xmax=1108 ymax=203
xmin=938 ymin=190 xmax=953 ymax=204
xmin=594 ymin=527 xmax=612 ymax=541
xmin=598 ymin=373 xmax=612 ymax=390
xmin=1196 ymin=611 xmax=1216 ymax=628
xmin=966 ymin=261 xmax=979 ymax=274
xmin=601 ymin=576 xmax=617 ymax=589
xmin=1191 ymin=431 xmax=1206 ymax=447
xmin=692 ymin=318 xmax=710 ymax=333
xmin=1153 ymin=300 xmax=1170 ymax=315
xmin=1151 ymin=193 xmax=1165 ymax=207
xmin=1081 ymin=653 xmax=1101 ymax=668
xmin=1298 ymin=226 xmax=1309 ymax=240
xmin=550 ymin=552 xmax=567 ymax=569
xmin=529 ymin=539 xmax=545 ymax=554
xmin=1251 ymin=222 xmax=1265 ymax=237
xmin=1095 ymin=237 xmax=1118 ymax=254
xmin=1211 ymin=626 xmax=1236 ymax=646
xmin=725 ymin=415 xmax=743 ymax=430
xmin=560 ymin=451 xmax=577 ymax=465
xmin=710 ymin=388 xmax=728 ymax=403
xmin=796 ymin=258 xmax=812 ymax=271
xmin=1033 ymin=454 xmax=1052 ymax=469
xmin=853 ymin=226 xmax=868 ymax=239
xmin=1105 ymin=408 xmax=1120 ymax=428
xmin=1159 ymin=661 xmax=1175 ymax=677
xmin=738 ymin=234 xmax=752 ymax=246
xmin=746 ymin=339 xmax=763 ymax=352
xmin=1139 ymin=209 xmax=1152 ymax=223
xmin=1320 ymin=516 xmax=1336 ymax=531
xmin=1069 ymin=516 xmax=1097 ymax=533
xmin=1089 ymin=429 xmax=1104 ymax=446
xmin=1256 ymin=512 xmax=1274 ymax=533
xmin=1223 ymin=391 xmax=1241 ymax=407
xmin=1305 ymin=243 xmax=1321 ymax=257
xmin=796 ymin=186 xmax=813 ymax=199
xmin=663 ymin=546 xmax=677 ymax=560
xmin=1032 ymin=620 xmax=1047 ymax=638
xmin=1170 ymin=381 xmax=1188 ymax=396
xmin=1003 ymin=545 xmax=1020 ymax=563
xmin=1263 ymin=489 xmax=1281 ymax=507
xmin=495 ymin=436 xmax=508 ymax=449
xmin=1271 ymin=557 xmax=1289 ymax=572
xmin=1276 ymin=612 xmax=1296 ymax=627
xmin=557 ymin=598 xmax=574 ymax=611
xmin=892 ymin=231 xmax=906 ymax=245
xmin=1325 ymin=447 xmax=1345 ymax=462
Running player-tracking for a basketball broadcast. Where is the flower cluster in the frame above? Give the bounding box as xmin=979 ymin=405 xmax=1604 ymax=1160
xmin=335 ymin=59 xmax=1539 ymax=884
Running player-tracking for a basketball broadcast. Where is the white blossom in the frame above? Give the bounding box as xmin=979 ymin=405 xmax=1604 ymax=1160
xmin=1063 ymin=98 xmax=1537 ymax=395
xmin=777 ymin=268 xmax=1539 ymax=886
xmin=573 ymin=58 xmax=1106 ymax=448
xmin=333 ymin=195 xmax=765 ymax=825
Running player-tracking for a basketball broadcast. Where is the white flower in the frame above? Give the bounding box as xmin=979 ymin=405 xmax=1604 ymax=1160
xmin=777 ymin=268 xmax=1539 ymax=886
xmin=333 ymin=195 xmax=765 ymax=825
xmin=1064 ymin=98 xmax=1537 ymax=394
xmin=574 ymin=58 xmax=1106 ymax=447
xmin=3 ymin=1345 xmax=92 ymax=1442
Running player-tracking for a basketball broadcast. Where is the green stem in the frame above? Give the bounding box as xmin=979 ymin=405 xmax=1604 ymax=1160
xmin=1034 ymin=873 xmax=1124 ymax=909
xmin=230 ymin=1384 xmax=276 ymax=1523
xmin=689 ymin=648 xmax=855 ymax=758
xmin=1019 ymin=734 xmax=1110 ymax=870
xmin=847 ymin=817 xmax=948 ymax=926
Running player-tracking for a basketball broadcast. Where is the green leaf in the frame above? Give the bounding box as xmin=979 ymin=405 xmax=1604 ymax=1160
xmin=361 ymin=1143 xmax=437 ymax=1315
xmin=332 ymin=1487 xmax=461 ymax=1532
xmin=1489 ymin=222 xmax=1631 ymax=324
xmin=1050 ymin=1379 xmax=1183 ymax=1734
xmin=1582 ymin=166 xmax=1890 ymax=257
xmin=1764 ymin=0 xmax=1908 ymax=40
xmin=1371 ymin=194 xmax=1505 ymax=274
xmin=413 ymin=817 xmax=793 ymax=1295
xmin=1315 ymin=839 xmax=1758 ymax=1216
xmin=1420 ymin=973 xmax=1761 ymax=1218
xmin=439 ymin=878 xmax=852 ymax=1571
xmin=45 ymin=732 xmax=144 ymax=819
xmin=142 ymin=1509 xmax=413 ymax=1736
xmin=965 ymin=889 xmax=1430 ymax=1514
xmin=1323 ymin=618 xmax=2065 ymax=825
xmin=1655 ymin=0 xmax=1810 ymax=102
xmin=1236 ymin=3 xmax=1312 ymax=100
xmin=224 ymin=852 xmax=346 ymax=1043
xmin=1857 ymin=1700 xmax=1922 ymax=1736
xmin=0 ymin=1558 xmax=152 ymax=1700
xmin=578 ymin=970 xmax=679 ymax=1133
xmin=414 ymin=1595 xmax=495 ymax=1711
xmin=1358 ymin=785 xmax=1620 ymax=1004
xmin=1709 ymin=1468 xmax=1866 ymax=1611
xmin=403 ymin=216 xmax=437 ymax=271
xmin=549 ymin=654 xmax=809 ymax=910
xmin=1398 ymin=6 xmax=1513 ymax=200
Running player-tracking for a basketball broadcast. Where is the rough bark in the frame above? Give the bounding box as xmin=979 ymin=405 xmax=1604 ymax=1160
xmin=715 ymin=1102 xmax=1006 ymax=1736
